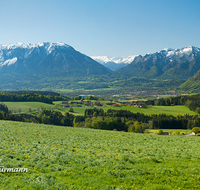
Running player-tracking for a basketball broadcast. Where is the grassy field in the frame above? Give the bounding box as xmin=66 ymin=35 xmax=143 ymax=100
xmin=102 ymin=105 xmax=197 ymax=116
xmin=53 ymin=101 xmax=198 ymax=116
xmin=47 ymin=104 xmax=198 ymax=117
xmin=0 ymin=120 xmax=200 ymax=189
xmin=0 ymin=102 xmax=54 ymax=113
xmin=1 ymin=101 xmax=198 ymax=117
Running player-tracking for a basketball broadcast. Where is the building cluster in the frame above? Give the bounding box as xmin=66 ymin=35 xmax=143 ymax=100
xmin=127 ymin=102 xmax=146 ymax=108
xmin=61 ymin=100 xmax=148 ymax=108
xmin=61 ymin=100 xmax=123 ymax=108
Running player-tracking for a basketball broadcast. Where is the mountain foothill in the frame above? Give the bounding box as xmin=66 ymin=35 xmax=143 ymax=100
xmin=0 ymin=42 xmax=200 ymax=92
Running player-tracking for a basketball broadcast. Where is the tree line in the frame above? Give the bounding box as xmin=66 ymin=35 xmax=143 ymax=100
xmin=0 ymin=103 xmax=9 ymax=113
xmin=77 ymin=108 xmax=200 ymax=131
xmin=146 ymin=93 xmax=200 ymax=112
xmin=0 ymin=91 xmax=70 ymax=104
xmin=1 ymin=103 xmax=200 ymax=132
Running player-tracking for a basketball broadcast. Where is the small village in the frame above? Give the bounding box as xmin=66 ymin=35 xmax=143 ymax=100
xmin=61 ymin=99 xmax=146 ymax=108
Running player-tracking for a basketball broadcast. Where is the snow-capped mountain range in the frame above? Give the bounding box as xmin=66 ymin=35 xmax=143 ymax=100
xmin=91 ymin=46 xmax=200 ymax=72
xmin=91 ymin=55 xmax=138 ymax=64
xmin=0 ymin=42 xmax=70 ymax=67
xmin=116 ymin=46 xmax=200 ymax=79
xmin=0 ymin=42 xmax=111 ymax=76
xmin=0 ymin=42 xmax=200 ymax=80
xmin=91 ymin=55 xmax=138 ymax=71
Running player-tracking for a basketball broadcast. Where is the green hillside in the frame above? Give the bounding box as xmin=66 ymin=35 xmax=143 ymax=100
xmin=0 ymin=102 xmax=54 ymax=113
xmin=178 ymin=70 xmax=200 ymax=93
xmin=0 ymin=120 xmax=200 ymax=189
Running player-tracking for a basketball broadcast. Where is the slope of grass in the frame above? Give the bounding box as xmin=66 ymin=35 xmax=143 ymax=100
xmin=73 ymin=105 xmax=197 ymax=116
xmin=0 ymin=102 xmax=54 ymax=113
xmin=115 ymin=105 xmax=198 ymax=116
xmin=178 ymin=70 xmax=200 ymax=93
xmin=0 ymin=120 xmax=200 ymax=189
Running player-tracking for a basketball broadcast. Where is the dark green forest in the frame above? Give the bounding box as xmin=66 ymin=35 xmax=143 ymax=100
xmin=146 ymin=93 xmax=200 ymax=112
xmin=0 ymin=91 xmax=70 ymax=104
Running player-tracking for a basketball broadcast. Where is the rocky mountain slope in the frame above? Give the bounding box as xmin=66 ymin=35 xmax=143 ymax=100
xmin=0 ymin=42 xmax=111 ymax=76
xmin=115 ymin=46 xmax=200 ymax=79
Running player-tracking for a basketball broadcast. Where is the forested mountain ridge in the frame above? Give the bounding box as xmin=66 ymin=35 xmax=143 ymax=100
xmin=177 ymin=70 xmax=200 ymax=93
xmin=0 ymin=91 xmax=70 ymax=103
xmin=115 ymin=46 xmax=200 ymax=80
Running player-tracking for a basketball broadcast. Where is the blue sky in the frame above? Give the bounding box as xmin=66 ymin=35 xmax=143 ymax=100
xmin=0 ymin=0 xmax=200 ymax=57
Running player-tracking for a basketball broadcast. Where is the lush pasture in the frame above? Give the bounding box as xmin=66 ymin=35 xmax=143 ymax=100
xmin=1 ymin=101 xmax=197 ymax=116
xmin=53 ymin=101 xmax=197 ymax=116
xmin=0 ymin=120 xmax=200 ymax=189
xmin=102 ymin=105 xmax=197 ymax=116
xmin=0 ymin=102 xmax=54 ymax=113
xmin=71 ymin=105 xmax=197 ymax=116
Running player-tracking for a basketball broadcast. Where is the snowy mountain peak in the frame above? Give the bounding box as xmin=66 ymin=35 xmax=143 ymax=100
xmin=91 ymin=55 xmax=138 ymax=64
xmin=0 ymin=42 xmax=72 ymax=51
xmin=115 ymin=45 xmax=200 ymax=79
xmin=162 ymin=48 xmax=174 ymax=51
xmin=0 ymin=42 xmax=76 ymax=66
xmin=159 ymin=46 xmax=200 ymax=58
xmin=91 ymin=55 xmax=139 ymax=71
xmin=0 ymin=42 xmax=111 ymax=76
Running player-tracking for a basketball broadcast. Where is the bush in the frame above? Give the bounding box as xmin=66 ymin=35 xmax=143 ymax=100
xmin=144 ymin=129 xmax=150 ymax=134
xmin=135 ymin=124 xmax=142 ymax=133
xmin=169 ymin=130 xmax=173 ymax=135
xmin=128 ymin=125 xmax=135 ymax=132
xmin=158 ymin=129 xmax=163 ymax=135
xmin=69 ymin=107 xmax=74 ymax=112
xmin=192 ymin=127 xmax=199 ymax=134
xmin=196 ymin=107 xmax=200 ymax=114
xmin=175 ymin=130 xmax=180 ymax=135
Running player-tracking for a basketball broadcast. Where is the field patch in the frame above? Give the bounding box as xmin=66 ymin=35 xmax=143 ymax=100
xmin=0 ymin=102 xmax=54 ymax=113
xmin=0 ymin=120 xmax=200 ymax=189
xmin=1 ymin=101 xmax=197 ymax=117
xmin=70 ymin=105 xmax=197 ymax=116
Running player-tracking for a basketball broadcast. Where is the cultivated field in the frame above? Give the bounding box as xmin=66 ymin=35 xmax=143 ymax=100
xmin=0 ymin=120 xmax=200 ymax=189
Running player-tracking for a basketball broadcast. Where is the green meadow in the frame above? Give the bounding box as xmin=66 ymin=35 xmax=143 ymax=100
xmin=102 ymin=105 xmax=197 ymax=116
xmin=67 ymin=104 xmax=197 ymax=117
xmin=1 ymin=101 xmax=197 ymax=117
xmin=0 ymin=102 xmax=54 ymax=113
xmin=0 ymin=120 xmax=200 ymax=189
xmin=41 ymin=104 xmax=198 ymax=117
